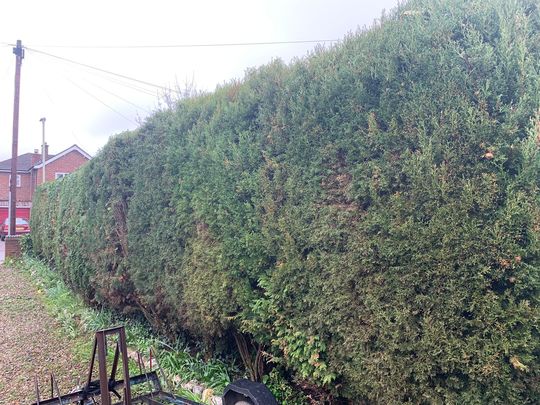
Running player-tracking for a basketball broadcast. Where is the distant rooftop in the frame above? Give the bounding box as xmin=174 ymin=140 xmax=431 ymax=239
xmin=0 ymin=144 xmax=90 ymax=173
xmin=0 ymin=152 xmax=56 ymax=172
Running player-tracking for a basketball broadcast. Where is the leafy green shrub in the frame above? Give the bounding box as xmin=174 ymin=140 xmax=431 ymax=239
xmin=19 ymin=233 xmax=32 ymax=255
xmin=263 ymin=368 xmax=309 ymax=405
xmin=30 ymin=0 xmax=540 ymax=402
xmin=157 ymin=348 xmax=236 ymax=393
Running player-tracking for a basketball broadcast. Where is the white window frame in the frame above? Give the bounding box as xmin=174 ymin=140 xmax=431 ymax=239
xmin=9 ymin=174 xmax=21 ymax=187
xmin=55 ymin=172 xmax=69 ymax=180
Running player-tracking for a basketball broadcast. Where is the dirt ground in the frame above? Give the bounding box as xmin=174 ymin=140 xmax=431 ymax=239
xmin=0 ymin=264 xmax=87 ymax=404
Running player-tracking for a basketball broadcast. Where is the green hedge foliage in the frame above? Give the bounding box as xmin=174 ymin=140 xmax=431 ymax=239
xmin=31 ymin=0 xmax=540 ymax=402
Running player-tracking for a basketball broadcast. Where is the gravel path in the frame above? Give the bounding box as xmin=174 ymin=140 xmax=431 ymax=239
xmin=0 ymin=264 xmax=87 ymax=404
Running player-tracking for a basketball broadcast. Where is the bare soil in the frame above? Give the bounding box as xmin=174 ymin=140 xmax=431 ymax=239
xmin=0 ymin=264 xmax=87 ymax=404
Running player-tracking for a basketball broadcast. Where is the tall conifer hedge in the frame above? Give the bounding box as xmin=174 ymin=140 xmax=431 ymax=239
xmin=31 ymin=0 xmax=539 ymax=402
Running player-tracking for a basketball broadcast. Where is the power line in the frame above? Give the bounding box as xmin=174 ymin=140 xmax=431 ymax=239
xmin=64 ymin=76 xmax=138 ymax=125
xmin=27 ymin=55 xmax=138 ymax=144
xmin=25 ymin=47 xmax=181 ymax=95
xmin=22 ymin=38 xmax=340 ymax=99
xmin=15 ymin=38 xmax=339 ymax=134
xmin=33 ymin=49 xmax=159 ymax=98
xmin=95 ymin=71 xmax=158 ymax=95
xmin=81 ymin=69 xmax=160 ymax=98
xmin=25 ymin=39 xmax=339 ymax=49
xmin=24 ymin=48 xmax=159 ymax=126
xmin=81 ymin=76 xmax=153 ymax=114
xmin=32 ymin=50 xmax=160 ymax=98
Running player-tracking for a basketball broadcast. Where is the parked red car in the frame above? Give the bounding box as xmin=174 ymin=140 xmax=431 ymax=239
xmin=0 ymin=217 xmax=30 ymax=240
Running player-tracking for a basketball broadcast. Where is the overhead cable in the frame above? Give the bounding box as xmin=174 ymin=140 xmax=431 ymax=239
xmin=25 ymin=47 xmax=181 ymax=94
xmin=81 ymin=77 xmax=154 ymax=114
xmin=64 ymin=76 xmax=139 ymax=125
xmin=25 ymin=39 xmax=339 ymax=49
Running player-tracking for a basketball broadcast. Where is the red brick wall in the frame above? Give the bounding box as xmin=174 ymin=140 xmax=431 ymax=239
xmin=0 ymin=173 xmax=8 ymax=200
xmin=0 ymin=172 xmax=32 ymax=201
xmin=17 ymin=173 xmax=33 ymax=201
xmin=5 ymin=236 xmax=22 ymax=258
xmin=36 ymin=150 xmax=89 ymax=185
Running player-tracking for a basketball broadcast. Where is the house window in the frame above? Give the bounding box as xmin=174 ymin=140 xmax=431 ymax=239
xmin=9 ymin=174 xmax=21 ymax=187
xmin=55 ymin=172 xmax=69 ymax=180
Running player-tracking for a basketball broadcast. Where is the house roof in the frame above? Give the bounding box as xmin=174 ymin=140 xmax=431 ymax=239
xmin=0 ymin=152 xmax=55 ymax=172
xmin=0 ymin=144 xmax=90 ymax=172
xmin=32 ymin=144 xmax=91 ymax=169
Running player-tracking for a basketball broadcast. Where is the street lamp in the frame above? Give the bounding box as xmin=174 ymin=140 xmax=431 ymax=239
xmin=39 ymin=117 xmax=46 ymax=183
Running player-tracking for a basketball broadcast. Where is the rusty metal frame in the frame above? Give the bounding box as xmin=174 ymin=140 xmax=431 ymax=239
xmin=31 ymin=326 xmax=195 ymax=405
xmin=30 ymin=325 xmax=277 ymax=404
xmin=90 ymin=326 xmax=132 ymax=405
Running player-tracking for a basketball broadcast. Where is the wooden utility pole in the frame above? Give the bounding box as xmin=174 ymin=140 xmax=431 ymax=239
xmin=9 ymin=40 xmax=24 ymax=236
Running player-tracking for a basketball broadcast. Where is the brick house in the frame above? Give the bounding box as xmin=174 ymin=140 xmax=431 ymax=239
xmin=0 ymin=144 xmax=91 ymax=222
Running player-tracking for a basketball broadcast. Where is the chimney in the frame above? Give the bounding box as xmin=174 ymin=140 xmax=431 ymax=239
xmin=31 ymin=148 xmax=40 ymax=165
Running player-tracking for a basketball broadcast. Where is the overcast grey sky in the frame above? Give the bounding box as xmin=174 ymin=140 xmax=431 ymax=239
xmin=0 ymin=0 xmax=400 ymax=161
